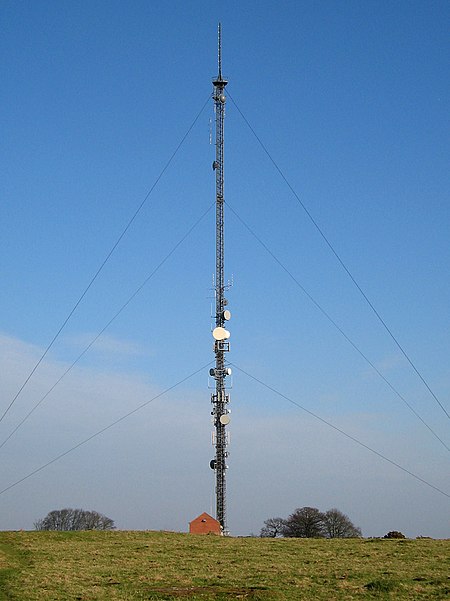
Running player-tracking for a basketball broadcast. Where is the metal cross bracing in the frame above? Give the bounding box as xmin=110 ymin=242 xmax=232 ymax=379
xmin=210 ymin=23 xmax=231 ymax=535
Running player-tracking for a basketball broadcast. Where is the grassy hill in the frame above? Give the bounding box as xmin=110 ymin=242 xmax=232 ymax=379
xmin=0 ymin=530 xmax=448 ymax=600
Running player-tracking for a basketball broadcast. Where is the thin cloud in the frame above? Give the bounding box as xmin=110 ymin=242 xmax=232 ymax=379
xmin=0 ymin=332 xmax=448 ymax=539
xmin=63 ymin=332 xmax=151 ymax=358
xmin=361 ymin=353 xmax=407 ymax=380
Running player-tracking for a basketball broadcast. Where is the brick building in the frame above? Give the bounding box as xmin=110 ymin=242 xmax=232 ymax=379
xmin=189 ymin=512 xmax=222 ymax=535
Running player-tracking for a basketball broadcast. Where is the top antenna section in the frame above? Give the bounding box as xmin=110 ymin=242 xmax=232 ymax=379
xmin=213 ymin=23 xmax=227 ymax=86
xmin=218 ymin=22 xmax=222 ymax=80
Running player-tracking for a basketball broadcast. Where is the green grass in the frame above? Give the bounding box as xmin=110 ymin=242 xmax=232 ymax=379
xmin=0 ymin=531 xmax=448 ymax=600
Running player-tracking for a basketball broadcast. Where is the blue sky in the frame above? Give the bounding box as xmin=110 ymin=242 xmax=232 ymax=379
xmin=0 ymin=0 xmax=449 ymax=537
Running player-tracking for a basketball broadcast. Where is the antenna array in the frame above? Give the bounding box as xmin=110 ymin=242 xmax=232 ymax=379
xmin=210 ymin=23 xmax=231 ymax=534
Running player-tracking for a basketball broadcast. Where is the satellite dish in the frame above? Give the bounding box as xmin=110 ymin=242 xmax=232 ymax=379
xmin=225 ymin=367 xmax=232 ymax=376
xmin=222 ymin=309 xmax=231 ymax=321
xmin=212 ymin=327 xmax=230 ymax=341
xmin=219 ymin=414 xmax=230 ymax=425
xmin=210 ymin=459 xmax=216 ymax=470
xmin=209 ymin=368 xmax=216 ymax=377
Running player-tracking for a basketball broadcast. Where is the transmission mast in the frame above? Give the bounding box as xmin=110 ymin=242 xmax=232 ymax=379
xmin=210 ymin=23 xmax=231 ymax=534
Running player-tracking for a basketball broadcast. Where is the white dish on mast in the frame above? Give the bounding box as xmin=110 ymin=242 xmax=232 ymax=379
xmin=212 ymin=326 xmax=230 ymax=341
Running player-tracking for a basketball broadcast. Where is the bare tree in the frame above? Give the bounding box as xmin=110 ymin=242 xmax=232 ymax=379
xmin=260 ymin=517 xmax=286 ymax=538
xmin=34 ymin=508 xmax=115 ymax=531
xmin=34 ymin=508 xmax=73 ymax=531
xmin=261 ymin=506 xmax=362 ymax=539
xmin=283 ymin=507 xmax=325 ymax=538
xmin=322 ymin=508 xmax=362 ymax=538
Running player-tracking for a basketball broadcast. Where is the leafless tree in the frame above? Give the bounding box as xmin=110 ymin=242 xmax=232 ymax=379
xmin=322 ymin=508 xmax=362 ymax=538
xmin=283 ymin=507 xmax=325 ymax=538
xmin=34 ymin=508 xmax=115 ymax=531
xmin=260 ymin=517 xmax=286 ymax=538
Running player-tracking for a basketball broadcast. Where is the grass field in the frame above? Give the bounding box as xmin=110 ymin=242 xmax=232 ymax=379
xmin=0 ymin=531 xmax=448 ymax=600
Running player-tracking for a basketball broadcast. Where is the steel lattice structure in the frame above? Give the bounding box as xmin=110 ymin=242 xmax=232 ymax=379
xmin=210 ymin=23 xmax=231 ymax=534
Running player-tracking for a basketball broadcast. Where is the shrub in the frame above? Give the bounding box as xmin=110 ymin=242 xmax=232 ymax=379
xmin=383 ymin=531 xmax=406 ymax=539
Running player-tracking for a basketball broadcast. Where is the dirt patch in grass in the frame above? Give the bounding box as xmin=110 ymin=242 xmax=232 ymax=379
xmin=146 ymin=586 xmax=282 ymax=601
xmin=148 ymin=585 xmax=271 ymax=596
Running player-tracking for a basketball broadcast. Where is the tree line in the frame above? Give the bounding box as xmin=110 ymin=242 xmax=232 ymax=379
xmin=34 ymin=508 xmax=115 ymax=531
xmin=261 ymin=507 xmax=362 ymax=538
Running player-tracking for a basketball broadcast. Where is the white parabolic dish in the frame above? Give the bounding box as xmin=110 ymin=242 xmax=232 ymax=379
xmin=219 ymin=414 xmax=230 ymax=425
xmin=212 ymin=327 xmax=230 ymax=341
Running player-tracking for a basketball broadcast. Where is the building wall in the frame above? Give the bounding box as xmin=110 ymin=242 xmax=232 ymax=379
xmin=189 ymin=512 xmax=221 ymax=535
